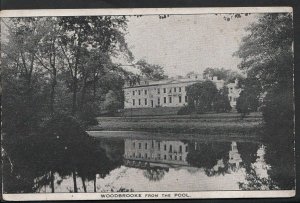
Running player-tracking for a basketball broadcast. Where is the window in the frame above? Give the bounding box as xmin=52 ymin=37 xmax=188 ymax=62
xmin=145 ymin=153 xmax=148 ymax=158
xmin=164 ymin=97 xmax=167 ymax=103
xmin=175 ymin=156 xmax=177 ymax=160
xmin=158 ymin=154 xmax=161 ymax=159
xmin=133 ymin=152 xmax=135 ymax=157
xmin=163 ymin=88 xmax=166 ymax=93
xmin=158 ymin=142 xmax=161 ymax=150
xmin=179 ymin=87 xmax=181 ymax=92
xmin=138 ymin=153 xmax=141 ymax=158
xmin=174 ymin=87 xmax=176 ymax=92
xmin=185 ymin=146 xmax=188 ymax=152
xmin=152 ymin=141 xmax=154 ymax=148
xmin=164 ymin=155 xmax=167 ymax=160
xmin=133 ymin=99 xmax=135 ymax=106
xmin=138 ymin=90 xmax=141 ymax=95
xmin=133 ymin=142 xmax=136 ymax=148
xmin=145 ymin=98 xmax=147 ymax=105
xmin=145 ymin=143 xmax=147 ymax=149
xmin=158 ymin=97 xmax=160 ymax=105
xmin=169 ymin=88 xmax=172 ymax=93
xmin=139 ymin=99 xmax=141 ymax=105
xmin=169 ymin=155 xmax=172 ymax=160
xmin=164 ymin=144 xmax=167 ymax=151
xmin=179 ymin=96 xmax=182 ymax=103
xmin=144 ymin=90 xmax=147 ymax=95
xmin=179 ymin=156 xmax=182 ymax=161
xmin=157 ymin=88 xmax=160 ymax=94
xmin=179 ymin=145 xmax=182 ymax=153
xmin=169 ymin=145 xmax=173 ymax=153
xmin=139 ymin=143 xmax=141 ymax=149
xmin=169 ymin=97 xmax=172 ymax=103
xmin=185 ymin=96 xmax=188 ymax=102
xmin=133 ymin=91 xmax=135 ymax=95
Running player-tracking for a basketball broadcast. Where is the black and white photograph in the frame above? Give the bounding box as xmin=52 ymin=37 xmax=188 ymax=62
xmin=0 ymin=7 xmax=295 ymax=200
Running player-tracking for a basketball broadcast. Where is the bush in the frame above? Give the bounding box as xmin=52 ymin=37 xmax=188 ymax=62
xmin=177 ymin=105 xmax=194 ymax=115
xmin=43 ymin=113 xmax=89 ymax=140
xmin=213 ymin=87 xmax=232 ymax=113
xmin=261 ymin=87 xmax=294 ymax=132
xmin=77 ymin=103 xmax=99 ymax=126
xmin=236 ymin=90 xmax=259 ymax=117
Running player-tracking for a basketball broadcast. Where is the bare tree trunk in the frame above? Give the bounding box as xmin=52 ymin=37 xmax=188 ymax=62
xmin=72 ymin=171 xmax=78 ymax=193
xmin=94 ymin=175 xmax=97 ymax=192
xmin=81 ymin=176 xmax=87 ymax=193
xmin=50 ymin=69 xmax=57 ymax=115
xmin=72 ymin=31 xmax=82 ymax=115
xmin=50 ymin=40 xmax=57 ymax=115
xmin=72 ymin=77 xmax=78 ymax=115
xmin=80 ymin=76 xmax=87 ymax=110
xmin=50 ymin=170 xmax=55 ymax=193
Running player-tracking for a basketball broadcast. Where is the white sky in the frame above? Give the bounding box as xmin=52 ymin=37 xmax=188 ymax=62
xmin=122 ymin=14 xmax=258 ymax=77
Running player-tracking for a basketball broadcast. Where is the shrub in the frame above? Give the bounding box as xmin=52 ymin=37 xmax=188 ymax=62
xmin=77 ymin=103 xmax=99 ymax=126
xmin=43 ymin=113 xmax=89 ymax=140
xmin=177 ymin=105 xmax=194 ymax=115
xmin=236 ymin=90 xmax=259 ymax=117
xmin=261 ymin=87 xmax=294 ymax=133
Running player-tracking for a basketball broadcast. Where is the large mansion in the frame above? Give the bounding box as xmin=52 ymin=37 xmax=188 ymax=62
xmin=123 ymin=73 xmax=241 ymax=110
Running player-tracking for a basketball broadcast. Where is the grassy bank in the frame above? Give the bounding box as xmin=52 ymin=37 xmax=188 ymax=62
xmin=89 ymin=112 xmax=263 ymax=137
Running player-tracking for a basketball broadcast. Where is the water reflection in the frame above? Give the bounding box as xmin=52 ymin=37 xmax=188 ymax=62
xmin=3 ymin=132 xmax=294 ymax=193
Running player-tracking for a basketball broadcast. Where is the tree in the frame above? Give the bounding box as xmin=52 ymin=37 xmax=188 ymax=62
xmin=234 ymin=13 xmax=293 ymax=125
xmin=136 ymin=59 xmax=167 ymax=80
xmin=102 ymin=90 xmax=123 ymax=115
xmin=203 ymin=67 xmax=243 ymax=83
xmin=213 ymin=87 xmax=231 ymax=113
xmin=186 ymin=81 xmax=218 ymax=113
xmin=236 ymin=78 xmax=261 ymax=117
xmin=58 ymin=16 xmax=131 ymax=115
xmin=1 ymin=17 xmax=52 ymax=136
xmin=236 ymin=90 xmax=258 ymax=117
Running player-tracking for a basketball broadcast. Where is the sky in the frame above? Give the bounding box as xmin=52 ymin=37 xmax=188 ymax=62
xmin=121 ymin=14 xmax=258 ymax=77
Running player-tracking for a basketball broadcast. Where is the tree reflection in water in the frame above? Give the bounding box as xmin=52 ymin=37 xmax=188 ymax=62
xmin=3 ymin=125 xmax=294 ymax=192
xmin=186 ymin=141 xmax=231 ymax=176
xmin=238 ymin=126 xmax=295 ymax=190
xmin=3 ymin=116 xmax=123 ymax=193
xmin=143 ymin=167 xmax=168 ymax=182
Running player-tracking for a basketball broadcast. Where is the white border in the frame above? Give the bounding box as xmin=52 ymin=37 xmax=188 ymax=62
xmin=2 ymin=190 xmax=296 ymax=201
xmin=0 ymin=6 xmax=295 ymax=201
xmin=0 ymin=7 xmax=293 ymax=18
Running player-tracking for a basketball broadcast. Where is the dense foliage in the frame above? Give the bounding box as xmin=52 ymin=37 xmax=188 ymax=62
xmin=1 ymin=16 xmax=134 ymax=137
xmin=203 ymin=67 xmax=243 ymax=83
xmin=234 ymin=13 xmax=293 ymax=126
xmin=183 ymin=81 xmax=231 ymax=114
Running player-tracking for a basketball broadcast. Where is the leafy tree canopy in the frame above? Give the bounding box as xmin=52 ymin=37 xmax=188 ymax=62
xmin=136 ymin=59 xmax=168 ymax=80
xmin=186 ymin=81 xmax=218 ymax=113
xmin=203 ymin=67 xmax=243 ymax=83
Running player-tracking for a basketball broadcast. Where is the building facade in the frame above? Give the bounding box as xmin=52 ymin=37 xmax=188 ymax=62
xmin=123 ymin=73 xmax=240 ymax=109
xmin=227 ymin=80 xmax=242 ymax=108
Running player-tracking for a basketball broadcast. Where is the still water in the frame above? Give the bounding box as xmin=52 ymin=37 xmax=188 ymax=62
xmin=3 ymin=131 xmax=295 ymax=193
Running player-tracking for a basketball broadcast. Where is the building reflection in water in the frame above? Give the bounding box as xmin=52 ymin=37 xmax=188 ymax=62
xmin=124 ymin=139 xmax=189 ymax=169
xmin=123 ymin=139 xmax=243 ymax=172
xmin=228 ymin=141 xmax=242 ymax=170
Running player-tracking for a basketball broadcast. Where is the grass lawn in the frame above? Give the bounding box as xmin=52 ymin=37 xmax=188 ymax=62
xmin=89 ymin=112 xmax=263 ymax=137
